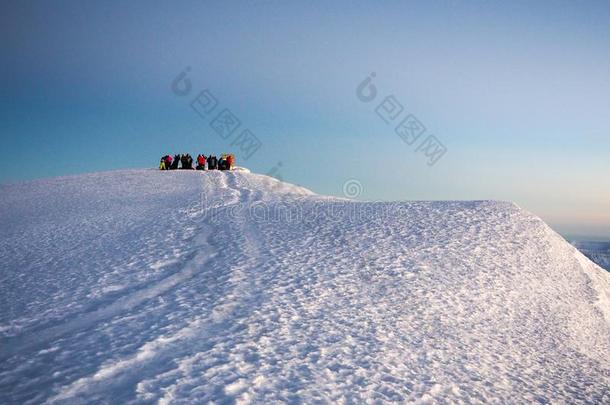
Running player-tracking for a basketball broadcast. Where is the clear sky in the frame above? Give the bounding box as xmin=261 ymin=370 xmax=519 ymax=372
xmin=1 ymin=0 xmax=609 ymax=239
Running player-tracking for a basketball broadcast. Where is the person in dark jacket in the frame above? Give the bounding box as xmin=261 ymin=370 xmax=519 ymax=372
xmin=187 ymin=154 xmax=194 ymax=169
xmin=180 ymin=154 xmax=190 ymax=169
xmin=170 ymin=154 xmax=180 ymax=170
xmin=207 ymin=155 xmax=218 ymax=170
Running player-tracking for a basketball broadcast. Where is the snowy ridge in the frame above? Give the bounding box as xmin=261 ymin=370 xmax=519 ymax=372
xmin=1 ymin=169 xmax=609 ymax=403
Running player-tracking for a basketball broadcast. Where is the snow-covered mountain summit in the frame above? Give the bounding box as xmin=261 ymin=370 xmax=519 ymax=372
xmin=1 ymin=169 xmax=609 ymax=403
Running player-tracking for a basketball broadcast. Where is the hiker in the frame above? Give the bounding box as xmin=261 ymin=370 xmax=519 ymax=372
xmin=164 ymin=155 xmax=173 ymax=170
xmin=180 ymin=154 xmax=193 ymax=169
xmin=208 ymin=155 xmax=218 ymax=170
xmin=218 ymin=155 xmax=227 ymax=171
xmin=196 ymin=154 xmax=206 ymax=170
xmin=226 ymin=153 xmax=234 ymax=170
xmin=170 ymin=154 xmax=180 ymax=170
xmin=187 ymin=154 xmax=194 ymax=169
xmin=159 ymin=157 xmax=166 ymax=170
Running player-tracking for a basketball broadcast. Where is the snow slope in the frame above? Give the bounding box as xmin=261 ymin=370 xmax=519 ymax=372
xmin=1 ymin=169 xmax=609 ymax=403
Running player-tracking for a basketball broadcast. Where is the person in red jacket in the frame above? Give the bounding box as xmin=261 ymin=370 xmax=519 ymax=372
xmin=196 ymin=154 xmax=206 ymax=170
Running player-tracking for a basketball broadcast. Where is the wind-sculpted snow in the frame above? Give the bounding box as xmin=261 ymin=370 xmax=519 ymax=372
xmin=1 ymin=169 xmax=609 ymax=403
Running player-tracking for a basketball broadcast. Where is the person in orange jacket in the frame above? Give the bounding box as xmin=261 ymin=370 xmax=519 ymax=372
xmin=226 ymin=153 xmax=234 ymax=170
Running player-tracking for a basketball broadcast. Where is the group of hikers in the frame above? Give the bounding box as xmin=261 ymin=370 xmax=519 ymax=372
xmin=159 ymin=153 xmax=235 ymax=171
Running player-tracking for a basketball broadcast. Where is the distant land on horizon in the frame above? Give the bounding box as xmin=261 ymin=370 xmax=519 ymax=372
xmin=570 ymin=240 xmax=610 ymax=272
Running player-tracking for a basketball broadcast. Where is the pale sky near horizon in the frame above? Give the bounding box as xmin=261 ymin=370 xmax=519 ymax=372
xmin=1 ymin=1 xmax=609 ymax=239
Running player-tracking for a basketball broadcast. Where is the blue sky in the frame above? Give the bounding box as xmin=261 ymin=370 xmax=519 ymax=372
xmin=1 ymin=0 xmax=609 ymax=239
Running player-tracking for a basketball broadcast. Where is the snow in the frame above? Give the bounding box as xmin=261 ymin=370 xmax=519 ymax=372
xmin=1 ymin=169 xmax=609 ymax=403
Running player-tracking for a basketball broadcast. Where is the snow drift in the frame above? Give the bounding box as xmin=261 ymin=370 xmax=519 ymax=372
xmin=1 ymin=169 xmax=609 ymax=403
